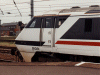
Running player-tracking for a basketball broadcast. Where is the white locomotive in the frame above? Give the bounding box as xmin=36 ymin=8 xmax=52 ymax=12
xmin=15 ymin=5 xmax=100 ymax=62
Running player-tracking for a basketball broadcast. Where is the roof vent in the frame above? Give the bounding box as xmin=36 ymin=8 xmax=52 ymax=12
xmin=71 ymin=6 xmax=80 ymax=9
xmin=90 ymin=5 xmax=99 ymax=7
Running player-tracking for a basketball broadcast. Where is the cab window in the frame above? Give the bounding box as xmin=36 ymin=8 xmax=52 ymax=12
xmin=26 ymin=17 xmax=42 ymax=28
xmin=30 ymin=19 xmax=37 ymax=27
xmin=58 ymin=17 xmax=67 ymax=27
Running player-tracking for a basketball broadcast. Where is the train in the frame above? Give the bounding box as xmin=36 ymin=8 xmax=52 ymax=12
xmin=15 ymin=5 xmax=100 ymax=62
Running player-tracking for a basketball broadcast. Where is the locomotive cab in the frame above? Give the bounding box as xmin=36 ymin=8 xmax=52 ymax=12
xmin=15 ymin=15 xmax=68 ymax=62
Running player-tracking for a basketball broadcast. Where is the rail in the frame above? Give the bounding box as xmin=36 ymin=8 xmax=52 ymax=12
xmin=0 ymin=46 xmax=16 ymax=49
xmin=0 ymin=49 xmax=11 ymax=54
xmin=0 ymin=40 xmax=15 ymax=42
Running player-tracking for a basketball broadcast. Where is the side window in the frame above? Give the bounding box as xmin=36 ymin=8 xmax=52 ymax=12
xmin=58 ymin=19 xmax=66 ymax=26
xmin=58 ymin=17 xmax=67 ymax=27
xmin=84 ymin=19 xmax=92 ymax=32
xmin=46 ymin=18 xmax=52 ymax=28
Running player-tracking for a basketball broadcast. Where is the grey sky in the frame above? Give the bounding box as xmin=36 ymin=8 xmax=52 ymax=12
xmin=0 ymin=0 xmax=100 ymax=24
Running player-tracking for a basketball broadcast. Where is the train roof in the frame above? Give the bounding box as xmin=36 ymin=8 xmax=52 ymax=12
xmin=35 ymin=5 xmax=100 ymax=17
xmin=60 ymin=7 xmax=100 ymax=13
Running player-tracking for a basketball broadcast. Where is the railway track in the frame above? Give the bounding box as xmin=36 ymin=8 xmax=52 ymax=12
xmin=0 ymin=45 xmax=22 ymax=62
xmin=0 ymin=39 xmax=19 ymax=62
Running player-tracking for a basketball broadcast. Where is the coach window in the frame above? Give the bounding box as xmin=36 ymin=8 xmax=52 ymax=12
xmin=45 ymin=18 xmax=52 ymax=28
xmin=84 ymin=19 xmax=92 ymax=32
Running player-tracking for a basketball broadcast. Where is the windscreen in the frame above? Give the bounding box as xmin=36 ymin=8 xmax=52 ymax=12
xmin=26 ymin=17 xmax=42 ymax=28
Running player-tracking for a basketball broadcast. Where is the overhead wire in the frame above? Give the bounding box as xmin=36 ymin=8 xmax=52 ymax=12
xmin=0 ymin=2 xmax=30 ymax=6
xmin=0 ymin=16 xmax=29 ymax=17
xmin=0 ymin=1 xmax=100 ymax=6
xmin=13 ymin=0 xmax=22 ymax=17
xmin=0 ymin=0 xmax=50 ymax=6
xmin=0 ymin=0 xmax=56 ymax=6
xmin=1 ymin=1 xmax=100 ymax=20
